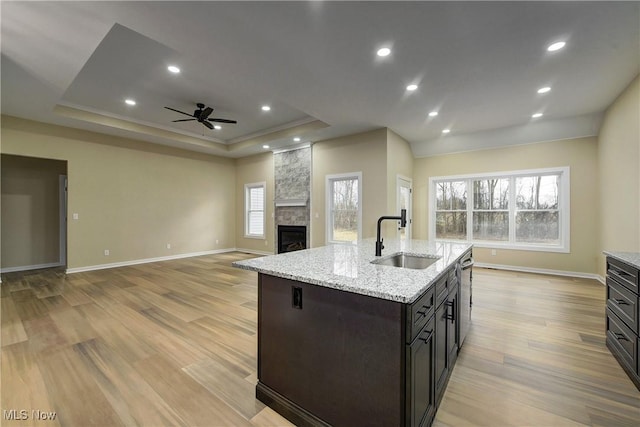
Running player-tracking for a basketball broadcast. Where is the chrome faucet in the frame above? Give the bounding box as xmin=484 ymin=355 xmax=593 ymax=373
xmin=375 ymin=209 xmax=407 ymax=256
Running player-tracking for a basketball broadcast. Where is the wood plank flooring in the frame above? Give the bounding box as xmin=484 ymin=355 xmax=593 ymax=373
xmin=2 ymin=253 xmax=639 ymax=426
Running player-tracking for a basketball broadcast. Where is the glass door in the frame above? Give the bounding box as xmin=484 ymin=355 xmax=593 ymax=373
xmin=397 ymin=177 xmax=413 ymax=241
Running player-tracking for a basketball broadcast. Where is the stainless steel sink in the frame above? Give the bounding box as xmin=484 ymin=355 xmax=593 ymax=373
xmin=371 ymin=253 xmax=441 ymax=269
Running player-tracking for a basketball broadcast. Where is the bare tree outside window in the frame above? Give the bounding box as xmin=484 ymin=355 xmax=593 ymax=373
xmin=435 ymin=181 xmax=467 ymax=239
xmin=431 ymin=168 xmax=567 ymax=250
xmin=330 ymin=177 xmax=359 ymax=242
xmin=515 ymin=175 xmax=559 ymax=244
xmin=473 ymin=178 xmax=509 ymax=241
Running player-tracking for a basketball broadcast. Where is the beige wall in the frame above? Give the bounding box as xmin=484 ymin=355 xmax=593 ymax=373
xmin=235 ymin=152 xmax=274 ymax=254
xmin=413 ymin=137 xmax=599 ymax=275
xmin=1 ymin=154 xmax=67 ymax=269
xmin=597 ymin=75 xmax=640 ymax=276
xmin=311 ymin=128 xmax=388 ymax=246
xmin=1 ymin=116 xmax=236 ymax=270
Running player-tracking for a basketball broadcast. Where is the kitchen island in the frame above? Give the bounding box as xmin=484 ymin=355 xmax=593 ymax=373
xmin=233 ymin=239 xmax=472 ymax=427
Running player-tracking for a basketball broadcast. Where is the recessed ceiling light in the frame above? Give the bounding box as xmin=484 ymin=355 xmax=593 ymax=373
xmin=442 ymin=129 xmax=450 ymax=134
xmin=428 ymin=111 xmax=438 ymax=117
xmin=377 ymin=47 xmax=391 ymax=57
xmin=125 ymin=99 xmax=136 ymax=106
xmin=263 ymin=145 xmax=270 ymax=149
xmin=537 ymin=86 xmax=551 ymax=94
xmin=214 ymin=125 xmax=222 ymax=130
xmin=406 ymin=84 xmax=418 ymax=91
xmin=293 ymin=137 xmax=301 ymax=142
xmin=532 ymin=113 xmax=543 ymax=118
xmin=547 ymin=41 xmax=566 ymax=52
xmin=167 ymin=65 xmax=180 ymax=73
xmin=261 ymin=105 xmax=271 ymax=111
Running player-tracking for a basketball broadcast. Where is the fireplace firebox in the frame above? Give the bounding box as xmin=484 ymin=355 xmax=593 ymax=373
xmin=278 ymin=225 xmax=307 ymax=254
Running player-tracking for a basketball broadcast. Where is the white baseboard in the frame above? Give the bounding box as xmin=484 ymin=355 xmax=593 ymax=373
xmin=0 ymin=262 xmax=63 ymax=274
xmin=66 ymin=248 xmax=237 ymax=274
xmin=235 ymin=248 xmax=274 ymax=256
xmin=475 ymin=262 xmax=605 ymax=284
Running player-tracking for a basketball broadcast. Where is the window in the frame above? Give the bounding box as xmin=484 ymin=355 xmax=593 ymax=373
xmin=245 ymin=182 xmax=265 ymax=238
xmin=430 ymin=167 xmax=569 ymax=252
xmin=326 ymin=172 xmax=362 ymax=243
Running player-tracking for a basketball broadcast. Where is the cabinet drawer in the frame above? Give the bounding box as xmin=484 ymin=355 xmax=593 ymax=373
xmin=607 ymin=257 xmax=639 ymax=294
xmin=606 ymin=308 xmax=637 ymax=372
xmin=407 ymin=287 xmax=435 ymax=343
xmin=435 ymin=275 xmax=448 ymax=308
xmin=607 ymin=277 xmax=638 ymax=334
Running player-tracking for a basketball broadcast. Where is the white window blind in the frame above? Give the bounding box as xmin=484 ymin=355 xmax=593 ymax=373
xmin=245 ymin=183 xmax=265 ymax=238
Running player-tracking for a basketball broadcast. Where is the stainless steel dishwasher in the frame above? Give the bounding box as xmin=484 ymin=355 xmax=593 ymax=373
xmin=458 ymin=251 xmax=473 ymax=346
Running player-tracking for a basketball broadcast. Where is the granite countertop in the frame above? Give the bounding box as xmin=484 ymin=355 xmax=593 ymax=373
xmin=604 ymin=251 xmax=640 ymax=270
xmin=233 ymin=238 xmax=472 ymax=303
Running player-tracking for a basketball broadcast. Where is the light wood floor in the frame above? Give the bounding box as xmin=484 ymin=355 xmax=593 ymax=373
xmin=1 ymin=253 xmax=639 ymax=426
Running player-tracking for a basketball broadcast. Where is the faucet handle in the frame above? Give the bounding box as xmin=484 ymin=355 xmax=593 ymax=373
xmin=381 ymin=238 xmax=384 ymax=250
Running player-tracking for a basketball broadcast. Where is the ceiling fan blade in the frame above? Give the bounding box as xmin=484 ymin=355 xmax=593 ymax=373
xmin=202 ymin=120 xmax=214 ymax=130
xmin=208 ymin=118 xmax=237 ymax=124
xmin=172 ymin=119 xmax=196 ymax=122
xmin=199 ymin=107 xmax=213 ymax=120
xmin=164 ymin=106 xmax=194 ymax=117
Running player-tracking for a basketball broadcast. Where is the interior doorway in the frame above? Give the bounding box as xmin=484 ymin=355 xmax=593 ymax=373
xmin=1 ymin=154 xmax=68 ymax=273
xmin=397 ymin=176 xmax=413 ymax=241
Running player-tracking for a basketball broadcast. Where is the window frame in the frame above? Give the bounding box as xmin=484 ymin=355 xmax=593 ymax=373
xmin=244 ymin=181 xmax=266 ymax=239
xmin=429 ymin=167 xmax=570 ymax=253
xmin=326 ymin=172 xmax=363 ymax=244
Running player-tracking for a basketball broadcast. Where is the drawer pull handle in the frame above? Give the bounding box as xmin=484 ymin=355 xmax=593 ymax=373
xmin=613 ymin=298 xmax=629 ymax=305
xmin=419 ymin=330 xmax=433 ymax=343
xmin=614 ymin=332 xmax=629 ymax=341
xmin=610 ymin=268 xmax=632 ymax=279
xmin=416 ymin=304 xmax=432 ymax=317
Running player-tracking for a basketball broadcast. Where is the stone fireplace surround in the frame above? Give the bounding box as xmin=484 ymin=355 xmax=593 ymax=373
xmin=273 ymin=146 xmax=311 ymax=253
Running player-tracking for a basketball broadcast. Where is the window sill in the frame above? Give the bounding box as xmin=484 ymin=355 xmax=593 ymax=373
xmin=244 ymin=235 xmax=266 ymax=240
xmin=436 ymin=239 xmax=569 ymax=253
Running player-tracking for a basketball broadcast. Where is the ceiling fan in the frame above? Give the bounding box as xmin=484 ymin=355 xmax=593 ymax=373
xmin=164 ymin=103 xmax=237 ymax=130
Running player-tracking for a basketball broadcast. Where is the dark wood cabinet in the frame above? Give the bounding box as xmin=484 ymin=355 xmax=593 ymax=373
xmin=605 ymin=255 xmax=640 ymax=390
xmin=434 ymin=275 xmax=459 ymax=406
xmin=257 ymin=263 xmax=463 ymax=427
xmin=406 ymin=315 xmax=435 ymax=427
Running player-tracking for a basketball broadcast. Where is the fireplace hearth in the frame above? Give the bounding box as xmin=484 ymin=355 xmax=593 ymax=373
xmin=278 ymin=225 xmax=307 ymax=254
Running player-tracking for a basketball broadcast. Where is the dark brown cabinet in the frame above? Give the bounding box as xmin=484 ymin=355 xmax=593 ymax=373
xmin=256 ymin=262 xmax=464 ymax=427
xmin=434 ymin=272 xmax=459 ymax=406
xmin=407 ymin=315 xmax=435 ymax=427
xmin=605 ymin=255 xmax=640 ymax=390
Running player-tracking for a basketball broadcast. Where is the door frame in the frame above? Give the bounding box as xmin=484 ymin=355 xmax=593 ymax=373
xmin=59 ymin=174 xmax=67 ymax=266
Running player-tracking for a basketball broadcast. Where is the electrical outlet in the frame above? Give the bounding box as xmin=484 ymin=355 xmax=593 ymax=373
xmin=491 ymin=249 xmax=497 ymax=256
xmin=166 ymin=243 xmax=171 ymax=249
xmin=72 ymin=213 xmax=79 ymax=220
xmin=216 ymin=239 xmax=219 ymax=245
xmin=104 ymin=249 xmax=110 ymax=256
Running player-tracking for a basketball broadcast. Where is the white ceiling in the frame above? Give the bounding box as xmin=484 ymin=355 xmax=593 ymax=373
xmin=2 ymin=1 xmax=638 ymax=158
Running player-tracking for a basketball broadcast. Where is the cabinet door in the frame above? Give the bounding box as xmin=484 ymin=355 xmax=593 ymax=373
xmin=434 ymin=300 xmax=449 ymax=405
xmin=407 ymin=315 xmax=435 ymax=427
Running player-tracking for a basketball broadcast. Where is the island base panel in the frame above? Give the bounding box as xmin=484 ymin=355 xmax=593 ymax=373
xmin=258 ymin=274 xmax=405 ymax=427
